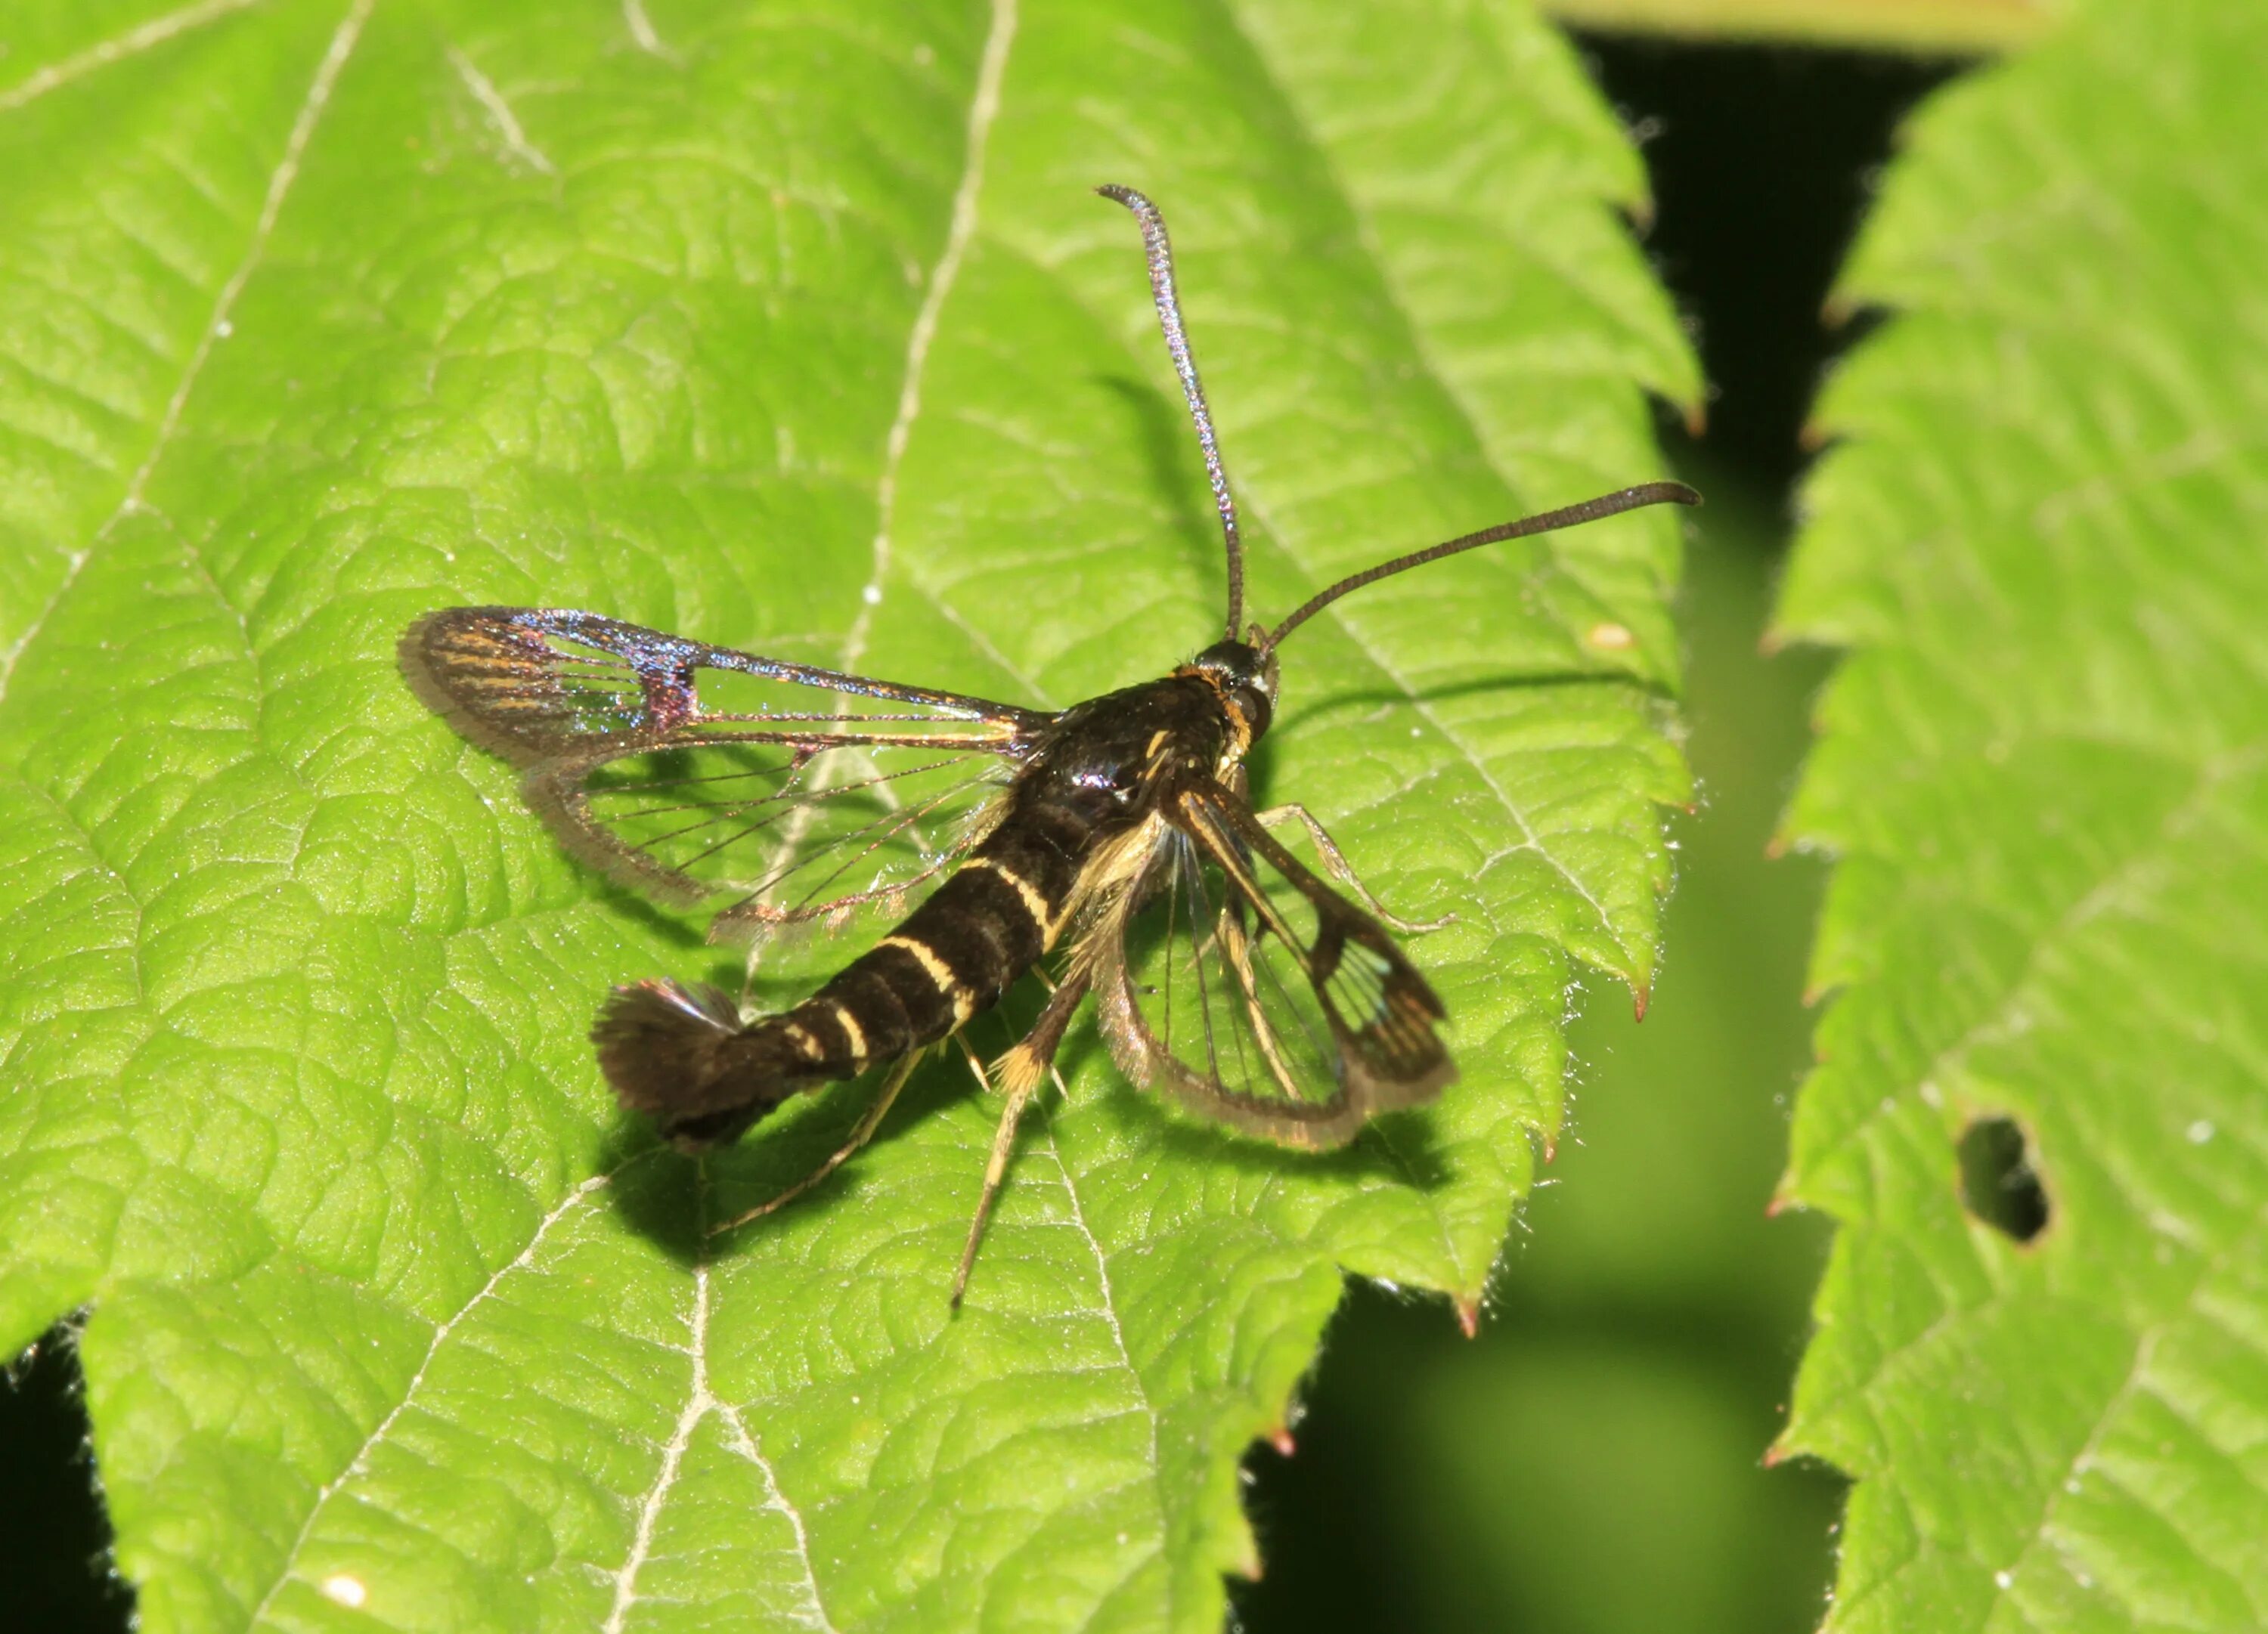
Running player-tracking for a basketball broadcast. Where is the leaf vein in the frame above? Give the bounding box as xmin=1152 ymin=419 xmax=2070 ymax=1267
xmin=1806 ymin=744 xmax=2258 ymax=1196
xmin=713 ymin=1399 xmax=836 ymax=1630
xmin=0 ymin=0 xmax=373 ymax=709
xmin=445 ymin=45 xmax=555 ymax=175
xmin=245 ymin=1168 xmax=615 ymax=1628
xmin=1037 ymin=1096 xmax=1170 ymax=1629
xmin=839 ymin=0 xmax=1018 ymax=677
xmin=2002 ymin=1190 xmax=2268 ymax=1626
xmin=0 ymin=0 xmax=262 ymax=115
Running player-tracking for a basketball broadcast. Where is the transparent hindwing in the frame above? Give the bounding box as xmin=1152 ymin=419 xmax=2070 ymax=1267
xmin=1092 ymin=781 xmax=1454 ymax=1149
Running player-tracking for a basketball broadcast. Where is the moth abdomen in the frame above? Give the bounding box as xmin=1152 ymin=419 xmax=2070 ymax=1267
xmin=783 ymin=821 xmax=1075 ymax=1063
xmin=595 ymin=812 xmax=1085 ymax=1147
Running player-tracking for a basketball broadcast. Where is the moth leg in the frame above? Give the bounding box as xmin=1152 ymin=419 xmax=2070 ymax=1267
xmin=1254 ymin=802 xmax=1455 ymax=933
xmin=947 ymin=1037 xmax=1033 ymax=1310
xmin=708 ymin=1048 xmax=923 ymax=1236
xmin=949 ymin=970 xmax=1092 ymax=1308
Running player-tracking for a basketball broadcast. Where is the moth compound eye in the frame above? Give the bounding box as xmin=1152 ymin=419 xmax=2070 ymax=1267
xmin=1235 ymin=684 xmax=1273 ymax=741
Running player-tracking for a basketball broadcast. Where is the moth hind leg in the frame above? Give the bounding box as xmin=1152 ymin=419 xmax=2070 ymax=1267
xmin=1255 ymin=802 xmax=1456 ymax=933
xmin=948 ymin=970 xmax=1092 ymax=1308
xmin=947 ymin=1037 xmax=1040 ymax=1310
xmin=707 ymin=1048 xmax=924 ymax=1236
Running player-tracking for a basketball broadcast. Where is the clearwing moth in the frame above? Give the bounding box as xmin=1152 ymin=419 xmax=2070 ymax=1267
xmin=403 ymin=185 xmax=1698 ymax=1304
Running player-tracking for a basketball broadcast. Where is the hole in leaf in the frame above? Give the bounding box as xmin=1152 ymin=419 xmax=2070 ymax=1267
xmin=1957 ymin=1116 xmax=2050 ymax=1243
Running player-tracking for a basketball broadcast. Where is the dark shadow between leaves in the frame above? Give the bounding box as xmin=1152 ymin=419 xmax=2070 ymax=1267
xmin=0 ymin=1325 xmax=130 ymax=1634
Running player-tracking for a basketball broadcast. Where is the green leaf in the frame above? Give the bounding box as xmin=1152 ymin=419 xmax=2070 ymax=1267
xmin=0 ymin=2 xmax=1695 ymax=1629
xmin=1774 ymin=2 xmax=2268 ymax=1628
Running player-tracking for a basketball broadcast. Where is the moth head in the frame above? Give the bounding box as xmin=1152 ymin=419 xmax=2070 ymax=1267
xmin=1185 ymin=636 xmax=1276 ymax=747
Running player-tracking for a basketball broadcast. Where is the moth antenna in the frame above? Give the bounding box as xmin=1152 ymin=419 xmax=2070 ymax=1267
xmin=1261 ymin=481 xmax=1701 ymax=653
xmin=1098 ymin=184 xmax=1247 ymax=642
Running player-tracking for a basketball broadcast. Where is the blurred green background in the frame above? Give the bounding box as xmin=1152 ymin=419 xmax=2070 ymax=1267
xmin=0 ymin=26 xmax=1960 ymax=1634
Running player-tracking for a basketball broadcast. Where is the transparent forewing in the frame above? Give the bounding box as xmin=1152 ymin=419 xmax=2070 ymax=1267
xmin=402 ymin=607 xmax=1044 ymax=929
xmin=1095 ymin=784 xmax=1453 ymax=1150
xmin=402 ymin=606 xmax=1047 ymax=759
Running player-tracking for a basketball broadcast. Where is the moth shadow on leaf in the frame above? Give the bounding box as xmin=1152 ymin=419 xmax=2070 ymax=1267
xmin=1270 ymin=667 xmax=1665 ymax=744
xmin=589 ymin=876 xmax=711 ymax=953
xmin=1098 ymin=373 xmax=1232 ymax=590
xmin=600 ymin=1048 xmax=976 ymax=1264
xmin=593 ymin=1131 xmax=702 ymax=1268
